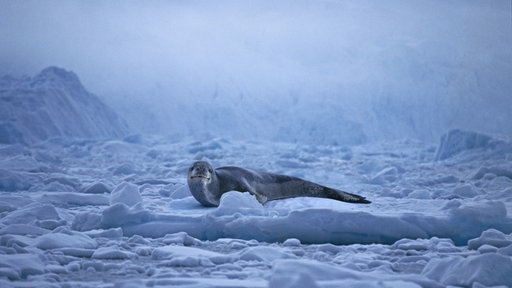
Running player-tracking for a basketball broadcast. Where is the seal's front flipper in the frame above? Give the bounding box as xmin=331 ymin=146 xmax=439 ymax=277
xmin=249 ymin=190 xmax=268 ymax=204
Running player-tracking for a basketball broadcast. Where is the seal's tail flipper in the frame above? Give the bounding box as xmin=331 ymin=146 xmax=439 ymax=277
xmin=327 ymin=188 xmax=371 ymax=204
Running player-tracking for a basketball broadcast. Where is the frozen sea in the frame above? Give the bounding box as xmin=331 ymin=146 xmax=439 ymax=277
xmin=2 ymin=0 xmax=512 ymax=286
xmin=1 ymin=129 xmax=512 ymax=287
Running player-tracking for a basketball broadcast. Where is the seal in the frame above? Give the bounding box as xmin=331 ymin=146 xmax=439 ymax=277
xmin=187 ymin=161 xmax=370 ymax=207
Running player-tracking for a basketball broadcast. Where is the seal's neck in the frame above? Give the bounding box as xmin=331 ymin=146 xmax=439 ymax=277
xmin=188 ymin=173 xmax=220 ymax=207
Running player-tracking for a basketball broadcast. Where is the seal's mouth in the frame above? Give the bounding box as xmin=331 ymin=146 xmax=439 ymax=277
xmin=190 ymin=175 xmax=210 ymax=181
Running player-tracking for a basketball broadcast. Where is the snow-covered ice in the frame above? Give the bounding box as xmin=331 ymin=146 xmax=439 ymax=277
xmin=1 ymin=0 xmax=512 ymax=286
xmin=1 ymin=130 xmax=512 ymax=287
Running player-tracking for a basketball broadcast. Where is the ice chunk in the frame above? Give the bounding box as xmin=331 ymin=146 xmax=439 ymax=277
xmin=0 ymin=254 xmax=46 ymax=280
xmin=0 ymin=154 xmax=48 ymax=172
xmin=448 ymin=201 xmax=509 ymax=245
xmin=269 ymin=266 xmax=318 ymax=288
xmin=38 ymin=181 xmax=74 ymax=192
xmin=151 ymin=245 xmax=229 ymax=266
xmin=110 ymin=182 xmax=142 ymax=207
xmin=422 ymin=253 xmax=512 ymax=287
xmin=450 ymin=201 xmax=507 ymax=224
xmin=498 ymin=244 xmax=512 ymax=256
xmin=168 ymin=185 xmax=191 ymax=199
xmin=435 ymin=129 xmax=491 ymax=160
xmin=270 ymin=259 xmax=363 ymax=287
xmin=81 ymin=181 xmax=112 ymax=194
xmin=368 ymin=166 xmax=399 ymax=184
xmin=0 ymin=234 xmax=33 ymax=248
xmin=282 ymin=238 xmax=301 ymax=247
xmin=238 ymin=246 xmax=297 ymax=262
xmin=472 ymin=166 xmax=512 ymax=180
xmin=0 ymin=169 xmax=33 ymax=191
xmin=452 ymin=184 xmax=480 ymax=198
xmin=435 ymin=129 xmax=512 ymax=161
xmin=407 ymin=189 xmax=432 ymax=199
xmin=85 ymin=228 xmax=123 ymax=239
xmin=212 ymin=191 xmax=264 ymax=216
xmin=72 ymin=211 xmax=102 ymax=231
xmin=0 ymin=195 xmax=33 ymax=214
xmin=106 ymin=196 xmax=509 ymax=246
xmin=152 ymin=245 xmax=222 ymax=260
xmin=37 ymin=192 xmax=110 ymax=206
xmin=92 ymin=246 xmax=136 ymax=259
xmin=0 ymin=224 xmax=49 ymax=236
xmin=112 ymin=163 xmax=137 ymax=175
xmin=101 ymin=203 xmax=152 ymax=228
xmin=392 ymin=237 xmax=459 ymax=253
xmin=34 ymin=230 xmax=97 ymax=250
xmin=54 ymin=248 xmax=95 ymax=258
xmin=162 ymin=232 xmax=201 ymax=246
xmin=467 ymin=229 xmax=512 ymax=250
xmin=477 ymin=244 xmax=498 ymax=254
xmin=1 ymin=203 xmax=61 ymax=225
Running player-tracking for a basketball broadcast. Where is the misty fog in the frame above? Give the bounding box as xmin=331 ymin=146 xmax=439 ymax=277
xmin=1 ymin=0 xmax=511 ymax=145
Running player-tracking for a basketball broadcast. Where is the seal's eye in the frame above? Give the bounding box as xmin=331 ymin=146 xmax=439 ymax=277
xmin=208 ymin=168 xmax=213 ymax=173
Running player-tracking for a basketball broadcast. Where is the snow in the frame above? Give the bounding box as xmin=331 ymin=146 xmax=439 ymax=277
xmin=1 ymin=130 xmax=512 ymax=287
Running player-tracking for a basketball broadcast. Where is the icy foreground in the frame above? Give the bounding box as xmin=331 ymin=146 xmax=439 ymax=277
xmin=1 ymin=130 xmax=512 ymax=287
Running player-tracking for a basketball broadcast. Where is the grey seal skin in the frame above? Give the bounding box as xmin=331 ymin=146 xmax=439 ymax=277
xmin=187 ymin=161 xmax=371 ymax=207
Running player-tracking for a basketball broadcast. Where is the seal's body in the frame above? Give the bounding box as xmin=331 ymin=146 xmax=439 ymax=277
xmin=188 ymin=161 xmax=370 ymax=207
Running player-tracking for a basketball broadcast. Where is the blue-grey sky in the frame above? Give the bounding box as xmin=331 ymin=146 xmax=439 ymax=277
xmin=1 ymin=0 xmax=511 ymax=143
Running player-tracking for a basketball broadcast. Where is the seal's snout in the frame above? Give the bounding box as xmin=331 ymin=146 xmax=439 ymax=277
xmin=189 ymin=175 xmax=210 ymax=181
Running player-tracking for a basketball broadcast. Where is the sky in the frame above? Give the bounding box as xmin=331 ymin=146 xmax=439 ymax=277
xmin=1 ymin=0 xmax=511 ymax=144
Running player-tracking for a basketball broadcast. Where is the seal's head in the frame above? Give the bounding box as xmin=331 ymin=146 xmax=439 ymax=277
xmin=188 ymin=161 xmax=214 ymax=184
xmin=187 ymin=161 xmax=219 ymax=206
